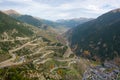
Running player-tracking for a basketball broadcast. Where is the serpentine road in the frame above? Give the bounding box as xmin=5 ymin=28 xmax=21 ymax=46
xmin=0 ymin=39 xmax=38 ymax=68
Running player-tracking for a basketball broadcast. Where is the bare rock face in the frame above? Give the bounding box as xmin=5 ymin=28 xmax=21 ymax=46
xmin=111 ymin=8 xmax=120 ymax=13
xmin=3 ymin=9 xmax=20 ymax=15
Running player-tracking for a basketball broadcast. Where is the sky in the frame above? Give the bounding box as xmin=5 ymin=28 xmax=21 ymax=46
xmin=0 ymin=0 xmax=120 ymax=21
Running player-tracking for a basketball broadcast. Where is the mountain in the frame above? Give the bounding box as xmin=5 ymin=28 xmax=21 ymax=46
xmin=56 ymin=18 xmax=93 ymax=28
xmin=0 ymin=11 xmax=66 ymax=63
xmin=3 ymin=10 xmax=65 ymax=35
xmin=0 ymin=11 xmax=34 ymax=62
xmin=1 ymin=9 xmax=120 ymax=80
xmin=3 ymin=9 xmax=21 ymax=18
xmin=3 ymin=9 xmax=20 ymax=15
xmin=0 ymin=11 xmax=59 ymax=51
xmin=3 ymin=10 xmax=56 ymax=27
xmin=15 ymin=15 xmax=70 ymax=33
xmin=3 ymin=10 xmax=93 ymax=34
xmin=0 ymin=11 xmax=33 ymax=37
xmin=16 ymin=15 xmax=44 ymax=27
xmin=66 ymin=8 xmax=120 ymax=61
xmin=0 ymin=11 xmax=90 ymax=80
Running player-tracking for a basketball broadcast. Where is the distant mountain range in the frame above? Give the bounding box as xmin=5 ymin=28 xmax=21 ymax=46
xmin=66 ymin=8 xmax=120 ymax=61
xmin=0 ymin=11 xmax=60 ymax=42
xmin=56 ymin=18 xmax=93 ymax=28
xmin=2 ymin=9 xmax=92 ymax=33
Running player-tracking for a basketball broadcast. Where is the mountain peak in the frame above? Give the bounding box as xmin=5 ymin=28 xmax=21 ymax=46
xmin=3 ymin=9 xmax=20 ymax=15
xmin=110 ymin=8 xmax=120 ymax=13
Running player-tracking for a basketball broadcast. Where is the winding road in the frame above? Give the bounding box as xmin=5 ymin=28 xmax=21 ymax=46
xmin=0 ymin=38 xmax=38 ymax=68
xmin=63 ymin=41 xmax=73 ymax=58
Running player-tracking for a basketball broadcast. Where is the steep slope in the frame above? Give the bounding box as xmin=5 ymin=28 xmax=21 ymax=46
xmin=0 ymin=11 xmax=58 ymax=62
xmin=66 ymin=8 xmax=120 ymax=61
xmin=3 ymin=10 xmax=93 ymax=34
xmin=0 ymin=11 xmax=33 ymax=37
xmin=3 ymin=11 xmax=43 ymax=27
xmin=0 ymin=11 xmax=90 ymax=80
xmin=4 ymin=10 xmax=66 ymax=33
xmin=0 ymin=11 xmax=34 ymax=62
xmin=3 ymin=10 xmax=59 ymax=28
xmin=16 ymin=15 xmax=43 ymax=27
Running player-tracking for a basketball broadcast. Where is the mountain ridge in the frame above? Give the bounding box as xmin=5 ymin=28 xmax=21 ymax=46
xmin=3 ymin=9 xmax=93 ymax=31
xmin=66 ymin=8 xmax=120 ymax=61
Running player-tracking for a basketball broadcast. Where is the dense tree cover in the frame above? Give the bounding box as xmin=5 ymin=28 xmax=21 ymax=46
xmin=66 ymin=9 xmax=120 ymax=61
xmin=16 ymin=15 xmax=43 ymax=27
xmin=0 ymin=11 xmax=33 ymax=36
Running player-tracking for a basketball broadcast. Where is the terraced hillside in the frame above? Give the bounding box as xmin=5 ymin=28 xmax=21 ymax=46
xmin=1 ymin=8 xmax=120 ymax=80
xmin=0 ymin=11 xmax=91 ymax=80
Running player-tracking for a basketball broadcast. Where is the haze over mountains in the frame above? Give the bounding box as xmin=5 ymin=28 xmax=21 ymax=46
xmin=2 ymin=9 xmax=92 ymax=32
xmin=56 ymin=18 xmax=93 ymax=28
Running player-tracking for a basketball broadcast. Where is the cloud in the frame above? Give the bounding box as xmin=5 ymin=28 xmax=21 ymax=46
xmin=6 ymin=0 xmax=33 ymax=3
xmin=0 ymin=0 xmax=120 ymax=20
xmin=0 ymin=0 xmax=3 ymax=3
